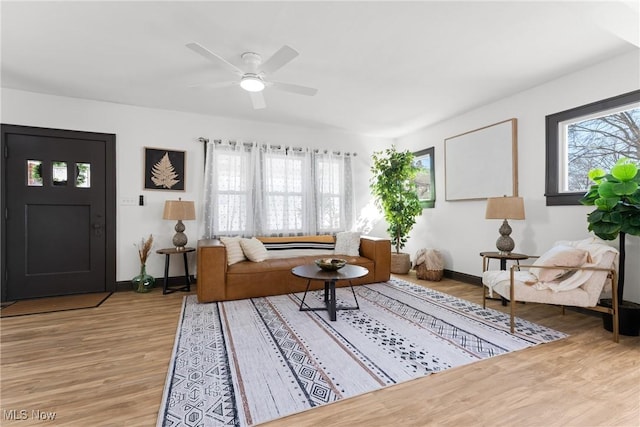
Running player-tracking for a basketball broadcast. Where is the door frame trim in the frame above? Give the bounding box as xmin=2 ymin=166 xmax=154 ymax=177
xmin=1 ymin=124 xmax=117 ymax=300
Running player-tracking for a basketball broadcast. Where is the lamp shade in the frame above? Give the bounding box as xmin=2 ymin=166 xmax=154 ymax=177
xmin=485 ymin=196 xmax=525 ymax=220
xmin=163 ymin=199 xmax=196 ymax=221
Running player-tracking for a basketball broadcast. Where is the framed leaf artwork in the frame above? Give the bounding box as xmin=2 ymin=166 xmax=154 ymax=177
xmin=144 ymin=147 xmax=185 ymax=191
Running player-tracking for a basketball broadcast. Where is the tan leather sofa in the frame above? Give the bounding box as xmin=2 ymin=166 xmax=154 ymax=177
xmin=196 ymin=236 xmax=391 ymax=303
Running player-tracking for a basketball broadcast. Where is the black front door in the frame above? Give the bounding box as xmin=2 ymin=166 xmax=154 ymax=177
xmin=1 ymin=125 xmax=116 ymax=301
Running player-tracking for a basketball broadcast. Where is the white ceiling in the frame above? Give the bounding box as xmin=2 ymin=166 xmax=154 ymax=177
xmin=2 ymin=1 xmax=639 ymax=138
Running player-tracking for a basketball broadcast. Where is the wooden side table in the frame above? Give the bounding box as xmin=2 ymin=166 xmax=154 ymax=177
xmin=156 ymin=247 xmax=195 ymax=295
xmin=480 ymin=251 xmax=529 ymax=306
xmin=480 ymin=251 xmax=529 ymax=272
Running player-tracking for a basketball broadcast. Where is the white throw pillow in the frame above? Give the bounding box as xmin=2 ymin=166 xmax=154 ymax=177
xmin=240 ymin=237 xmax=268 ymax=262
xmin=220 ymin=236 xmax=246 ymax=265
xmin=334 ymin=231 xmax=361 ymax=256
xmin=529 ymin=245 xmax=590 ymax=283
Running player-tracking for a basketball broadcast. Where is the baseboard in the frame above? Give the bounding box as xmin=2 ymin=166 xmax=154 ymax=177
xmin=116 ymin=276 xmax=196 ymax=292
xmin=443 ymin=269 xmax=482 ymax=286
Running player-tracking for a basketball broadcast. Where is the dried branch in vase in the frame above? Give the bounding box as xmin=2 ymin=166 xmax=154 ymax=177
xmin=136 ymin=234 xmax=154 ymax=264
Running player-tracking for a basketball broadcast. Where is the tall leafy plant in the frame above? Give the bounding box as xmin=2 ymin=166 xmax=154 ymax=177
xmin=580 ymin=158 xmax=640 ymax=304
xmin=370 ymin=146 xmax=423 ymax=253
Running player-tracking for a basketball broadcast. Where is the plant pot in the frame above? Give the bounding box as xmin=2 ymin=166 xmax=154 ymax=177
xmin=132 ymin=264 xmax=155 ymax=293
xmin=599 ymin=299 xmax=640 ymax=337
xmin=390 ymin=252 xmax=411 ymax=274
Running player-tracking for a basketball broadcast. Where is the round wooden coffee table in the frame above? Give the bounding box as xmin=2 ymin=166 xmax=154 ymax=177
xmin=291 ymin=264 xmax=368 ymax=321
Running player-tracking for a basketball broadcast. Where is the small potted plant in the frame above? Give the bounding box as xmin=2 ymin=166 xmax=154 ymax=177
xmin=370 ymin=146 xmax=423 ymax=274
xmin=580 ymin=157 xmax=640 ymax=336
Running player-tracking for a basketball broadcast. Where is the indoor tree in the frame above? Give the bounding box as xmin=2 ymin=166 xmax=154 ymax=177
xmin=580 ymin=157 xmax=640 ymax=335
xmin=370 ymin=146 xmax=423 ymax=273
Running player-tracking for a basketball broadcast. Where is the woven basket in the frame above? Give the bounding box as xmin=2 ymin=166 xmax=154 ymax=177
xmin=416 ymin=263 xmax=443 ymax=281
xmin=390 ymin=253 xmax=412 ymax=274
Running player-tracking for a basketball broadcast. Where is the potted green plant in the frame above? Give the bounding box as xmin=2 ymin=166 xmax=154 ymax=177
xmin=370 ymin=146 xmax=423 ymax=274
xmin=580 ymin=157 xmax=640 ymax=336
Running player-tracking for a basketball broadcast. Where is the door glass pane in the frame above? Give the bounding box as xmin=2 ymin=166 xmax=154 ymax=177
xmin=27 ymin=160 xmax=43 ymax=186
xmin=52 ymin=161 xmax=67 ymax=186
xmin=75 ymin=163 xmax=91 ymax=188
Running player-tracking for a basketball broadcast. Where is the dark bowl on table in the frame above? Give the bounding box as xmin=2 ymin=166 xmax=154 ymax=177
xmin=315 ymin=258 xmax=347 ymax=271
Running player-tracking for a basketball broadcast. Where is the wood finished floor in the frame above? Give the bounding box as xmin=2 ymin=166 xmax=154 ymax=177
xmin=1 ymin=274 xmax=638 ymax=426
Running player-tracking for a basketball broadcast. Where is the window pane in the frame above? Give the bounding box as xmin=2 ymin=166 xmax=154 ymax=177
xmin=560 ymin=105 xmax=639 ymax=193
xmin=52 ymin=161 xmax=67 ymax=186
xmin=217 ymin=194 xmax=246 ymax=232
xmin=316 ymin=156 xmax=343 ymax=232
xmin=264 ymin=154 xmax=304 ymax=233
xmin=27 ymin=160 xmax=43 ymax=186
xmin=75 ymin=163 xmax=91 ymax=188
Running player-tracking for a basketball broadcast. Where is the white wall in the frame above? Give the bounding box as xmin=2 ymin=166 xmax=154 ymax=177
xmin=1 ymin=88 xmax=391 ymax=282
xmin=3 ymin=50 xmax=639 ymax=302
xmin=395 ymin=50 xmax=640 ymax=303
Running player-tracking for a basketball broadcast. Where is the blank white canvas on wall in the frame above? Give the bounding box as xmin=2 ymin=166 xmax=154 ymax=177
xmin=444 ymin=118 xmax=517 ymax=201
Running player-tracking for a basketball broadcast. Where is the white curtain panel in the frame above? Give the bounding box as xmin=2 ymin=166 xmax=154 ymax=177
xmin=314 ymin=150 xmax=354 ymax=233
xmin=202 ymin=140 xmax=355 ymax=239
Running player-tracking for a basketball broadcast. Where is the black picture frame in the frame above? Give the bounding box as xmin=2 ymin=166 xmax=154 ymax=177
xmin=144 ymin=147 xmax=185 ymax=191
xmin=413 ymin=147 xmax=435 ymax=208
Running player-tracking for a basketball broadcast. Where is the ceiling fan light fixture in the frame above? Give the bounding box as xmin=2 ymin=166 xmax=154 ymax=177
xmin=240 ymin=75 xmax=265 ymax=92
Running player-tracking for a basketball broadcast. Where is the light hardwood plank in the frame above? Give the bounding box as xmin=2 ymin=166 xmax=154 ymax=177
xmin=1 ymin=274 xmax=638 ymax=426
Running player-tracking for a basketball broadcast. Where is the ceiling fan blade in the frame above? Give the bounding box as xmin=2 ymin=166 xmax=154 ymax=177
xmin=260 ymin=45 xmax=299 ymax=75
xmin=271 ymin=81 xmax=318 ymax=96
xmin=188 ymin=81 xmax=237 ymax=90
xmin=249 ymin=91 xmax=266 ymax=109
xmin=186 ymin=42 xmax=244 ymax=75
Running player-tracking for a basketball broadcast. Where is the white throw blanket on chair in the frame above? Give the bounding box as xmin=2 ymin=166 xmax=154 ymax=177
xmin=483 ymin=237 xmax=619 ymax=298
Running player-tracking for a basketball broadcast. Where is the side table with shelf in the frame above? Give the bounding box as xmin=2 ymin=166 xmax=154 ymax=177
xmin=156 ymin=247 xmax=195 ymax=295
xmin=480 ymin=251 xmax=529 ymax=306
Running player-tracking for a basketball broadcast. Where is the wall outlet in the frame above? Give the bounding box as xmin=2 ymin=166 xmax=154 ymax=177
xmin=121 ymin=197 xmax=138 ymax=206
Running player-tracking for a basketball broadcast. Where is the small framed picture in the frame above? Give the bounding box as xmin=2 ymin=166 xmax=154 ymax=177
xmin=144 ymin=147 xmax=185 ymax=191
xmin=413 ymin=147 xmax=435 ymax=208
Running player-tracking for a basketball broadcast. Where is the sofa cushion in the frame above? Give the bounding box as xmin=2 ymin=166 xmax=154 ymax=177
xmin=529 ymin=245 xmax=590 ymax=283
xmin=240 ymin=237 xmax=268 ymax=262
xmin=334 ymin=231 xmax=361 ymax=256
xmin=220 ymin=236 xmax=246 ymax=265
xmin=226 ymin=255 xmax=373 ymax=275
xmin=258 ymin=235 xmax=335 ymax=251
xmin=258 ymin=235 xmax=336 ymax=259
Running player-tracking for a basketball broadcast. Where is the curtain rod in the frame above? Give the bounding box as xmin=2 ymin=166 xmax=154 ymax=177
xmin=197 ymin=137 xmax=357 ymax=156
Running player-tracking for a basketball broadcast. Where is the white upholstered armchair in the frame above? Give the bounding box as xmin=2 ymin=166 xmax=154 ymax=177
xmin=482 ymin=237 xmax=620 ymax=342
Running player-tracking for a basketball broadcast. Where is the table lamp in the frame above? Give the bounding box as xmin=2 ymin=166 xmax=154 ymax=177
xmin=485 ymin=196 xmax=525 ymax=255
xmin=163 ymin=198 xmax=196 ymax=250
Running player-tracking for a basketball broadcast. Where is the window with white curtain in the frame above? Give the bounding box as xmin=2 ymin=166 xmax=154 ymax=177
xmin=202 ymin=141 xmax=354 ymax=238
xmin=316 ymin=153 xmax=345 ymax=233
xmin=262 ymin=147 xmax=309 ymax=234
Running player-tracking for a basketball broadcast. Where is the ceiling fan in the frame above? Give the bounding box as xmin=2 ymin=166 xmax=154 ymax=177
xmin=186 ymin=42 xmax=318 ymax=109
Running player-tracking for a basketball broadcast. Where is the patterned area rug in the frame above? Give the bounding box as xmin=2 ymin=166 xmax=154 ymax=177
xmin=157 ymin=278 xmax=566 ymax=426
